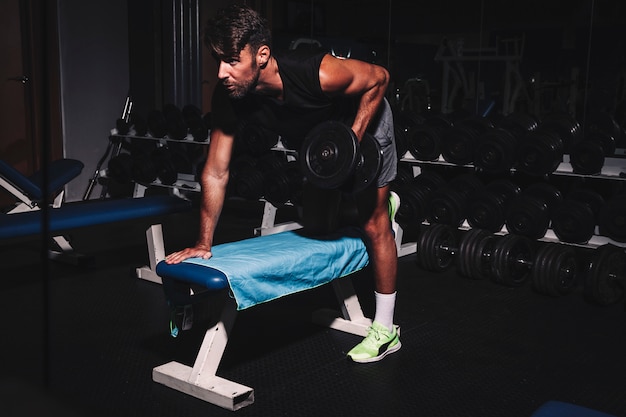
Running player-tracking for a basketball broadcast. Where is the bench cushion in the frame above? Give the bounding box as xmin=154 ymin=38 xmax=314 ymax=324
xmin=0 ymin=195 xmax=191 ymax=240
xmin=156 ymin=227 xmax=369 ymax=310
xmin=0 ymin=158 xmax=84 ymax=201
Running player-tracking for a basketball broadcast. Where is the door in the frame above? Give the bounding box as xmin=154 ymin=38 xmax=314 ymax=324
xmin=0 ymin=0 xmax=62 ymax=208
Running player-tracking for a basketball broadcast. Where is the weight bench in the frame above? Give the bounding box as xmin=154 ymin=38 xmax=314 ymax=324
xmin=0 ymin=158 xmax=84 ymax=213
xmin=152 ymin=226 xmax=391 ymax=411
xmin=0 ymin=157 xmax=87 ymax=260
xmin=0 ymin=195 xmax=191 ymax=266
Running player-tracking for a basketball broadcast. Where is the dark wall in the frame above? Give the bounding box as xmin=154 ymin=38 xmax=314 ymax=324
xmin=57 ymin=0 xmax=129 ymax=201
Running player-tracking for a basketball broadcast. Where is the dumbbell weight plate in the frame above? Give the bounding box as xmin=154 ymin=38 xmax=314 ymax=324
xmin=471 ymin=232 xmax=497 ymax=280
xmin=107 ymin=153 xmax=133 ymax=184
xmin=599 ymin=194 xmax=626 ymax=243
xmin=490 ymin=234 xmax=534 ymax=286
xmin=440 ymin=126 xmax=475 ymax=165
xmin=343 ymin=133 xmax=382 ymax=194
xmin=532 ymin=244 xmax=579 ymax=296
xmin=466 ymin=191 xmax=507 ymax=232
xmin=417 ymin=224 xmax=457 ymax=272
xmin=300 ymin=121 xmax=358 ymax=189
xmin=457 ymin=228 xmax=491 ymax=279
xmin=584 ymin=244 xmax=626 ymax=305
xmin=474 ymin=128 xmax=518 ymax=174
xmin=551 ymin=200 xmax=596 ymax=244
xmin=407 ymin=125 xmax=442 ymax=161
xmin=570 ymin=140 xmax=605 ymax=175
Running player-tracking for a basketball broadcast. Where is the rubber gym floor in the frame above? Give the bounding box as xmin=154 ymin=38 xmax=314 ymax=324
xmin=1 ymin=197 xmax=625 ymax=417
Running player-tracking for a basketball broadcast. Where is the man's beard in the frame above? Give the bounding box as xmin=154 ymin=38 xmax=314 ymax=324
xmin=226 ymin=64 xmax=260 ymax=99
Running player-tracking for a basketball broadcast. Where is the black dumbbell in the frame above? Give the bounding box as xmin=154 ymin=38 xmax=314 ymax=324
xmin=418 ymin=225 xmax=579 ymax=293
xmin=506 ymin=182 xmax=563 ymax=239
xmin=300 ymin=121 xmax=382 ymax=194
xmin=467 ymin=179 xmax=521 ymax=232
xmin=551 ymin=188 xmax=605 ymax=244
xmin=516 ymin=113 xmax=582 ymax=176
xmin=584 ymin=243 xmax=626 ymax=305
xmin=570 ymin=128 xmax=616 ymax=175
xmin=599 ymin=193 xmax=626 ymax=243
xmin=428 ymin=173 xmax=483 ymax=227
xmin=394 ymin=169 xmax=447 ymax=227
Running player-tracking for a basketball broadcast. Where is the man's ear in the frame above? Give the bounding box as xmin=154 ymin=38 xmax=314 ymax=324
xmin=257 ymin=45 xmax=270 ymax=68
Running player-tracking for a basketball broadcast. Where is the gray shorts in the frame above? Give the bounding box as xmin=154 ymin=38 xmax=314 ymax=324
xmin=367 ymin=98 xmax=397 ymax=187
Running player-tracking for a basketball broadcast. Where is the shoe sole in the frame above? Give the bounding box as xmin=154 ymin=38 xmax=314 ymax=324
xmin=348 ymin=340 xmax=402 ymax=364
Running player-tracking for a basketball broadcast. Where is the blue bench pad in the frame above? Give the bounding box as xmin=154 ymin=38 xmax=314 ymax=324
xmin=156 ymin=227 xmax=370 ymax=310
xmin=0 ymin=158 xmax=84 ymax=201
xmin=0 ymin=195 xmax=191 ymax=240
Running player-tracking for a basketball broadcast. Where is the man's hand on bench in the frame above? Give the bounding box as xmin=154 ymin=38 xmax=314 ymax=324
xmin=165 ymin=244 xmax=213 ymax=264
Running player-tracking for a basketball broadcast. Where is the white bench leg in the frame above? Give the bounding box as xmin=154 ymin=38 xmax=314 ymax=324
xmin=312 ymin=276 xmax=372 ymax=337
xmin=152 ymin=298 xmax=254 ymax=411
xmin=136 ymin=224 xmax=165 ymax=284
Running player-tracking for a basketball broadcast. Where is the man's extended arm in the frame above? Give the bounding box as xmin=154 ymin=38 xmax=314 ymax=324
xmin=318 ymin=54 xmax=390 ymax=140
xmin=164 ymin=126 xmax=234 ymax=264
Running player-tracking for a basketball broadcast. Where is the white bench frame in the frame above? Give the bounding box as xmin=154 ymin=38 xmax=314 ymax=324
xmin=138 ymin=200 xmax=403 ymax=410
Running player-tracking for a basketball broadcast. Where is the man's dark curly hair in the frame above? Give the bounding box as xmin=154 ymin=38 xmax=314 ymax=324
xmin=204 ymin=4 xmax=272 ymax=61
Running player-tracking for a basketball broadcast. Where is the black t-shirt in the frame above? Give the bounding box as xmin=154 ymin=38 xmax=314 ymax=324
xmin=212 ymin=50 xmax=358 ymax=150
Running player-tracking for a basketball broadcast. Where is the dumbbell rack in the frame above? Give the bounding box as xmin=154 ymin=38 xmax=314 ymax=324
xmin=398 ymin=150 xmax=626 ymax=251
xmin=99 ymin=131 xmax=209 ymax=199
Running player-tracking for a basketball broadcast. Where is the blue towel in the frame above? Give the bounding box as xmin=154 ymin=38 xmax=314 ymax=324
xmin=182 ymin=228 xmax=370 ymax=310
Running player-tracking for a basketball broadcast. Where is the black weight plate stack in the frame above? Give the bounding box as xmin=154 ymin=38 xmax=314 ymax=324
xmin=151 ymin=147 xmax=178 ymax=185
xmin=392 ymin=110 xmax=423 ymax=158
xmin=392 ymin=163 xmax=415 ymax=188
xmin=506 ymin=195 xmax=550 ymax=239
xmin=516 ymin=129 xmax=564 ymax=176
xmin=599 ymin=194 xmax=626 ymax=243
xmin=524 ymin=182 xmax=563 ymax=210
xmin=300 ymin=121 xmax=358 ymax=190
xmin=532 ymin=244 xmax=579 ymax=296
xmin=440 ymin=126 xmax=477 ymax=165
xmin=568 ymin=188 xmax=605 ymax=223
xmin=429 ymin=173 xmax=482 ymax=227
xmin=474 ymin=128 xmax=518 ymax=174
xmin=540 ymin=112 xmax=583 ymax=153
xmin=467 ymin=179 xmax=520 ymax=232
xmin=183 ymin=104 xmax=209 ymax=142
xmin=496 ymin=112 xmax=539 ymax=140
xmin=456 ymin=228 xmax=491 ymax=279
xmin=471 ymin=232 xmax=497 ymax=280
xmin=584 ymin=244 xmax=626 ymax=305
xmin=551 ymin=200 xmax=596 ymax=243
xmin=417 ymin=224 xmax=457 ymax=272
xmin=163 ymin=104 xmax=188 ymax=140
xmin=344 ymin=133 xmax=382 ymax=193
xmin=107 ymin=152 xmax=133 ymax=184
xmin=570 ymin=139 xmax=606 ymax=175
xmin=147 ymin=109 xmax=168 ymax=138
xmin=490 ymin=234 xmax=534 ymax=286
xmin=130 ymin=141 xmax=158 ymax=184
xmin=407 ymin=125 xmax=443 ymax=161
xmin=395 ymin=170 xmax=447 ymax=226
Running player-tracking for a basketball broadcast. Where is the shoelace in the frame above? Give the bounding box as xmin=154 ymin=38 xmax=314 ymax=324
xmin=363 ymin=326 xmax=387 ymax=347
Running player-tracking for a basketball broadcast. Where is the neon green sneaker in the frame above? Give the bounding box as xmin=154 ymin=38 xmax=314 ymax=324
xmin=388 ymin=191 xmax=400 ymax=223
xmin=347 ymin=321 xmax=401 ymax=363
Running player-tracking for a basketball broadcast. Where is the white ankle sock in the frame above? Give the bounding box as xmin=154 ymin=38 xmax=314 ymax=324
xmin=373 ymin=291 xmax=396 ymax=331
